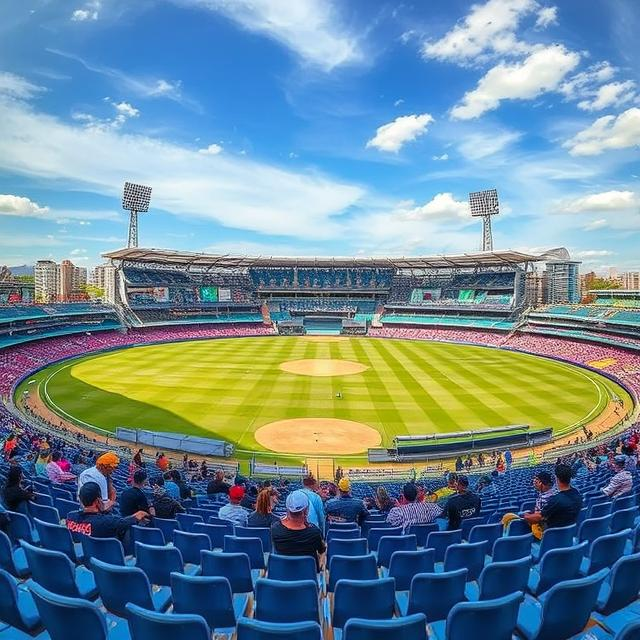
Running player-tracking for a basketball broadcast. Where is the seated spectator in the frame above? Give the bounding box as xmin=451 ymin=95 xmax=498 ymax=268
xmin=46 ymin=451 xmax=76 ymax=484
xmin=324 ymin=478 xmax=368 ymax=526
xmin=163 ymin=472 xmax=181 ymax=500
xmin=523 ymin=463 xmax=583 ymax=531
xmin=3 ymin=433 xmax=18 ymax=461
xmin=156 ymin=452 xmax=169 ymax=472
xmin=3 ymin=466 xmax=35 ymax=513
xmin=207 ymin=469 xmax=230 ymax=496
xmin=120 ymin=470 xmax=155 ymax=518
xmin=431 ymin=473 xmax=458 ymax=502
xmin=132 ymin=449 xmax=144 ymax=468
xmin=218 ymin=486 xmax=248 ymax=527
xmin=151 ymin=477 xmax=185 ymax=519
xmin=241 ymin=485 xmax=259 ymax=511
xmin=78 ymin=452 xmax=119 ymax=511
xmin=66 ymin=482 xmax=149 ymax=542
xmin=271 ymin=490 xmax=325 ymax=571
xmin=300 ymin=476 xmax=325 ymax=532
xmin=443 ymin=475 xmax=481 ymax=531
xmin=533 ymin=470 xmax=556 ymax=512
xmin=387 ymin=482 xmax=442 ymax=530
xmin=34 ymin=450 xmax=51 ymax=477
xmin=602 ymin=456 xmax=633 ymax=499
xmin=248 ymin=488 xmax=279 ymax=528
xmin=171 ymin=470 xmax=192 ymax=500
xmin=373 ymin=486 xmax=396 ymax=514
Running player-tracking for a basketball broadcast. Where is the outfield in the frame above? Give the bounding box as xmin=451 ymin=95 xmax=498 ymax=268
xmin=19 ymin=336 xmax=631 ymax=457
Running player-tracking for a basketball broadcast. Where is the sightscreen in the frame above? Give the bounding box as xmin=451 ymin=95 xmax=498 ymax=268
xmin=200 ymin=286 xmax=219 ymax=302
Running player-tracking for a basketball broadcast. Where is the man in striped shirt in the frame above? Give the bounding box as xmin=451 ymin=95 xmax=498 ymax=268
xmin=602 ymin=456 xmax=633 ymax=499
xmin=386 ymin=483 xmax=442 ymax=531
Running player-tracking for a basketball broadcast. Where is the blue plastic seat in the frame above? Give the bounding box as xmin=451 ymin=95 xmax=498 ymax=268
xmin=171 ymin=572 xmax=248 ymax=632
xmin=469 ymin=523 xmax=503 ymax=554
xmin=0 ymin=568 xmax=41 ymax=633
xmin=426 ymin=529 xmax=462 ymax=563
xmin=343 ymin=613 xmax=428 ymax=639
xmin=28 ymin=502 xmax=60 ymax=525
xmin=131 ymin=526 xmax=165 ymax=547
xmin=6 ymin=511 xmax=38 ymax=545
xmin=255 ymin=578 xmax=319 ymax=624
xmin=173 ymin=530 xmax=211 ymax=565
xmin=592 ymin=552 xmax=640 ymax=636
xmin=329 ymin=522 xmax=360 ymax=530
xmin=443 ymin=541 xmax=486 ymax=581
xmin=192 ymin=523 xmax=228 ymax=549
xmin=153 ymin=518 xmax=181 ymax=544
xmin=517 ymin=569 xmax=609 ymax=640
xmin=409 ymin=523 xmax=439 ymax=547
xmin=134 ymin=542 xmax=197 ymax=587
xmin=126 ymin=602 xmax=210 ymax=640
xmin=579 ymin=515 xmax=614 ymax=546
xmin=29 ymin=582 xmax=127 ymax=640
xmin=91 ymin=557 xmax=171 ymax=617
xmin=461 ymin=517 xmax=485 ymax=541
xmin=268 ymin=554 xmax=317 ymax=583
xmin=236 ymin=526 xmax=272 ymax=553
xmin=376 ymin=534 xmax=416 ymax=567
xmin=330 ymin=578 xmax=395 ymax=640
xmin=613 ymin=496 xmax=636 ymax=512
xmin=528 ymin=541 xmax=588 ymax=596
xmin=224 ymin=535 xmax=265 ymax=570
xmin=590 ymin=501 xmax=613 ymax=519
xmin=326 ymin=528 xmax=361 ymax=542
xmin=581 ymin=530 xmax=630 ymax=576
xmin=327 ymin=538 xmax=367 ymax=563
xmin=81 ymin=536 xmax=132 ymax=568
xmin=201 ymin=550 xmax=257 ymax=593
xmin=400 ymin=569 xmax=468 ymax=621
xmin=367 ymin=527 xmax=402 ymax=553
xmin=207 ymin=517 xmax=235 ymax=535
xmin=430 ymin=591 xmax=523 ymax=640
xmin=0 ymin=530 xmax=30 ymax=578
xmin=327 ymin=554 xmax=378 ymax=592
xmin=20 ymin=540 xmax=97 ymax=599
xmin=611 ymin=508 xmax=638 ymax=534
xmin=53 ymin=498 xmax=79 ymax=522
xmin=33 ymin=492 xmax=55 ymax=507
xmin=33 ymin=518 xmax=83 ymax=563
xmin=507 ymin=518 xmax=532 ymax=536
xmin=492 ymin=533 xmax=533 ymax=562
xmin=532 ymin=524 xmax=577 ymax=562
xmin=236 ymin=618 xmax=322 ymax=640
xmin=466 ymin=557 xmax=531 ymax=601
xmin=175 ymin=513 xmax=204 ymax=533
xmin=384 ymin=549 xmax=434 ymax=591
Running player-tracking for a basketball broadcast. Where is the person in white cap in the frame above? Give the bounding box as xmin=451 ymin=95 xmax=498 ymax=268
xmin=271 ymin=489 xmax=326 ymax=571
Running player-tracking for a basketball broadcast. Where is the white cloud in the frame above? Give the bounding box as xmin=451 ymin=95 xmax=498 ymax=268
xmin=564 ymin=108 xmax=640 ymax=156
xmin=394 ymin=99 xmax=404 ymax=107
xmin=112 ymin=101 xmax=139 ymax=118
xmin=0 ymin=194 xmax=49 ymax=217
xmin=560 ymin=62 xmax=616 ymax=98
xmin=558 ymin=190 xmax=638 ymax=213
xmin=72 ymin=99 xmax=140 ymax=131
xmin=457 ymin=129 xmax=522 ymax=159
xmin=422 ymin=0 xmax=537 ymax=65
xmin=198 ymin=143 xmax=223 ymax=155
xmin=583 ymin=219 xmax=608 ymax=231
xmin=573 ymin=249 xmax=614 ymax=258
xmin=394 ymin=193 xmax=469 ymax=221
xmin=0 ymin=85 xmax=365 ymax=240
xmin=451 ymin=44 xmax=580 ymax=119
xmin=180 ymin=0 xmax=362 ymax=71
xmin=432 ymin=153 xmax=449 ymax=161
xmin=535 ymin=6 xmax=557 ymax=28
xmin=577 ymin=81 xmax=636 ymax=112
xmin=70 ymin=248 xmax=88 ymax=255
xmin=366 ymin=113 xmax=434 ymax=153
xmin=71 ymin=0 xmax=100 ymax=21
xmin=0 ymin=72 xmax=43 ymax=100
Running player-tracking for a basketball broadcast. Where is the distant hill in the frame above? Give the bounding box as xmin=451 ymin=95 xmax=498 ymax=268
xmin=8 ymin=265 xmax=34 ymax=277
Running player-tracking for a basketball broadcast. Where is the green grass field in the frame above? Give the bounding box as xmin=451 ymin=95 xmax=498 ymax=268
xmin=19 ymin=336 xmax=630 ymax=458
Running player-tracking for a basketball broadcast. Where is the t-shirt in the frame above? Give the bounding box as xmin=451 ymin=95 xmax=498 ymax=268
xmin=443 ymin=492 xmax=481 ymax=531
xmin=164 ymin=481 xmax=180 ymax=500
xmin=119 ymin=487 xmax=150 ymax=517
xmin=324 ymin=496 xmax=368 ymax=525
xmin=247 ymin=511 xmax=279 ymax=528
xmin=218 ymin=503 xmax=249 ymax=527
xmin=207 ymin=480 xmax=230 ymax=495
xmin=66 ymin=510 xmax=137 ymax=540
xmin=78 ymin=467 xmax=109 ymax=500
xmin=300 ymin=488 xmax=325 ymax=532
xmin=271 ymin=521 xmax=326 ymax=570
xmin=541 ymin=487 xmax=583 ymax=528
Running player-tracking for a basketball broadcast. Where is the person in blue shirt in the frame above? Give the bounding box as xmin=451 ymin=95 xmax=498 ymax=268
xmin=300 ymin=475 xmax=325 ymax=534
xmin=324 ymin=478 xmax=368 ymax=526
xmin=163 ymin=472 xmax=181 ymax=500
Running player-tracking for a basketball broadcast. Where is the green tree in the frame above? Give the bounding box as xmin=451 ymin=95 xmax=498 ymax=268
xmin=82 ymin=284 xmax=105 ymax=299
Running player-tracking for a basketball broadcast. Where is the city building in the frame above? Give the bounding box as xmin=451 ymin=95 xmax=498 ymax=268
xmin=34 ymin=260 xmax=59 ymax=302
xmin=92 ymin=263 xmax=117 ymax=303
xmin=544 ymin=260 xmax=581 ymax=304
xmin=525 ymin=270 xmax=545 ymax=306
xmin=35 ymin=259 xmax=87 ymax=302
xmin=621 ymin=271 xmax=640 ymax=290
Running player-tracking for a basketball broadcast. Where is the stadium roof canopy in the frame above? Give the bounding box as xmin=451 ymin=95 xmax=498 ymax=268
xmin=104 ymin=247 xmax=547 ymax=269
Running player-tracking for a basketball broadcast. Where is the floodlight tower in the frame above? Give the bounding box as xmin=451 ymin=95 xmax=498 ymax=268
xmin=468 ymin=188 xmax=500 ymax=252
xmin=122 ymin=181 xmax=152 ymax=248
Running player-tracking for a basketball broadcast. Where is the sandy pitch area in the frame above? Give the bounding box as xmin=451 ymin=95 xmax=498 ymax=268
xmin=280 ymin=358 xmax=368 ymax=377
xmin=255 ymin=418 xmax=382 ymax=454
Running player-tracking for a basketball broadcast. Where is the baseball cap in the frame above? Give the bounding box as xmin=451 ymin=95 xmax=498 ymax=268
xmin=229 ymin=485 xmax=245 ymax=500
xmin=338 ymin=478 xmax=351 ymax=493
xmin=79 ymin=482 xmax=102 ymax=506
xmin=286 ymin=490 xmax=309 ymax=513
xmin=97 ymin=452 xmax=120 ymax=467
xmin=457 ymin=475 xmax=469 ymax=487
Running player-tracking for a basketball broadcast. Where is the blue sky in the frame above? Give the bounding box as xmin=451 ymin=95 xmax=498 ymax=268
xmin=0 ymin=0 xmax=638 ymax=272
